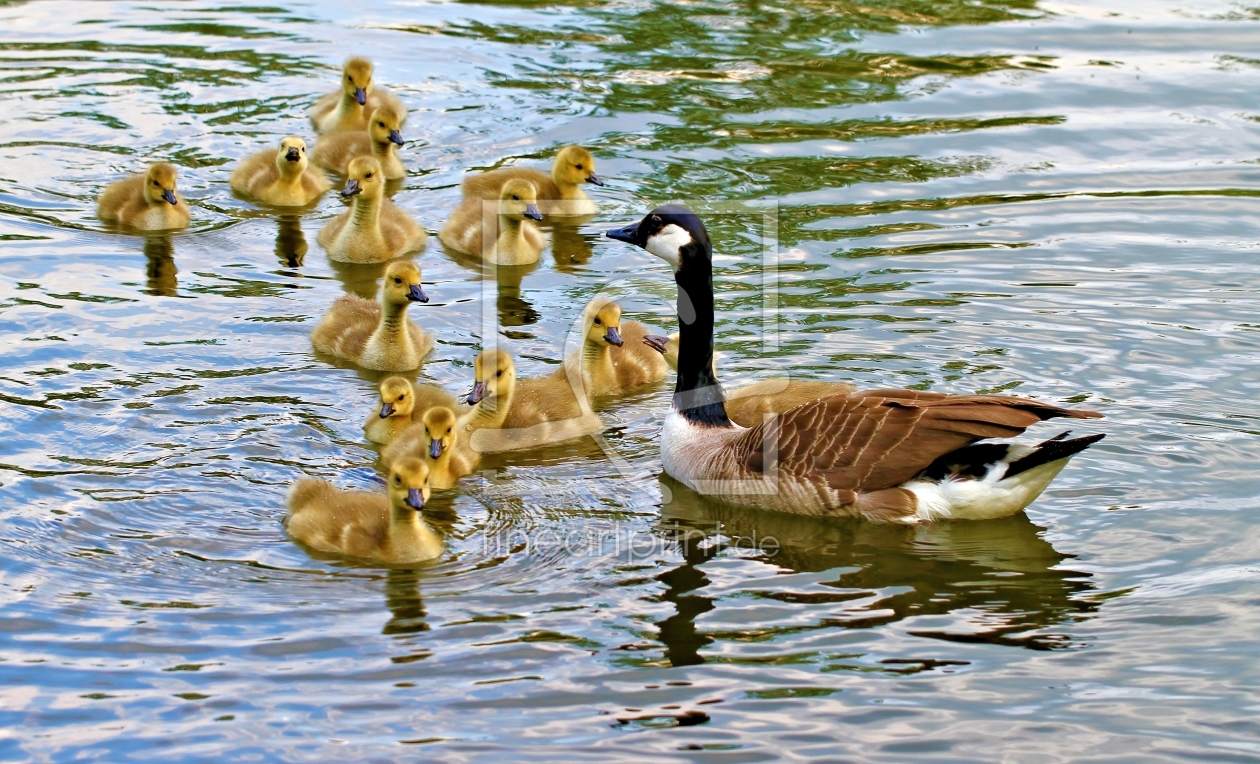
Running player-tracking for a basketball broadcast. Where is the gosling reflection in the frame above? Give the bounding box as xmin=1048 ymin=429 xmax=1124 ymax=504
xmin=142 ymin=235 xmax=177 ymax=297
xmin=382 ymin=568 xmax=429 ymax=636
xmin=274 ymin=214 xmax=307 ymax=268
xmin=654 ymin=482 xmax=1098 ymax=663
xmin=547 ymin=223 xmax=596 ymax=273
xmin=442 ymin=243 xmax=540 ymax=327
xmin=326 ymin=258 xmax=392 ymax=300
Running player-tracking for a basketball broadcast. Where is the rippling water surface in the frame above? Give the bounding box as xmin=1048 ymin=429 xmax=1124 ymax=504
xmin=2 ymin=0 xmax=1260 ymax=759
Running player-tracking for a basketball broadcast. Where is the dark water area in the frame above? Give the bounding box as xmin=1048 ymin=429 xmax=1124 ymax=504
xmin=1 ymin=0 xmax=1259 ymax=759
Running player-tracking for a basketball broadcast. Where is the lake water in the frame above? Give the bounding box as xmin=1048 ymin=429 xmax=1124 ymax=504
xmin=2 ymin=0 xmax=1259 ymax=759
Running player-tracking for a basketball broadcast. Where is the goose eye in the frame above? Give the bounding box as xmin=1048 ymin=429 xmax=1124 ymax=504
xmin=651 ymin=215 xmax=662 ymax=226
xmin=365 ymin=172 xmax=373 ymax=179
xmin=394 ymin=277 xmax=402 ymax=285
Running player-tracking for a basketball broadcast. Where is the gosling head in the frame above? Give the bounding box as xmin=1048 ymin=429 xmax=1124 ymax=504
xmin=342 ymin=156 xmax=385 ymax=200
xmin=341 ymin=57 xmax=374 ymax=106
xmin=584 ymin=297 xmax=623 ymax=347
xmin=605 ymin=204 xmax=710 ymax=272
xmin=377 ymin=376 xmax=413 ymax=419
xmin=422 ymin=406 xmax=457 ymax=460
xmin=553 ymin=145 xmax=603 ymax=188
xmin=368 ymin=105 xmax=405 ymax=148
xmin=388 ymin=456 xmax=431 ymax=511
xmin=468 ymin=348 xmax=515 ymax=405
xmin=144 ymin=163 xmax=180 ymax=207
xmin=276 ymin=136 xmax=309 ymax=175
xmin=381 ymin=260 xmax=427 ymax=305
xmin=499 ymin=179 xmax=542 ymax=222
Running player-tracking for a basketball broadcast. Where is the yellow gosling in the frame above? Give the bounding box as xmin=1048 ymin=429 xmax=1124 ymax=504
xmin=230 ymin=136 xmax=330 ymax=206
xmin=284 ymin=457 xmax=441 ymax=564
xmin=551 ymin=298 xmax=669 ymax=398
xmin=460 ymin=145 xmax=603 ymax=216
xmin=310 ymin=56 xmax=407 ymax=134
xmin=97 ymin=163 xmax=190 ymax=231
xmin=317 ymin=156 xmax=426 ymax=263
xmin=364 ymin=376 xmax=458 ymax=445
xmin=311 ymin=260 xmax=434 ymax=371
xmin=312 ymin=104 xmax=407 ymax=180
xmin=439 ymin=178 xmax=546 ymax=266
xmin=381 ymin=406 xmax=478 ymax=490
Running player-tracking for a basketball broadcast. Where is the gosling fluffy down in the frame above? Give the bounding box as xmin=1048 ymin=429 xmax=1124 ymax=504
xmin=312 ymin=104 xmax=407 ymax=180
xmin=310 ymin=57 xmax=407 ymax=135
xmin=318 ymin=156 xmax=426 ymax=263
xmin=230 ymin=136 xmax=330 ymax=207
xmin=460 ymin=145 xmax=603 ymax=216
xmin=97 ymin=163 xmax=190 ymax=231
xmin=439 ymin=178 xmax=546 ymax=266
xmin=284 ymin=457 xmax=441 ymax=564
xmin=551 ymin=298 xmax=669 ymax=398
xmin=364 ymin=376 xmax=459 ymax=445
xmin=381 ymin=406 xmax=478 ymax=490
xmin=311 ymin=260 xmax=434 ymax=371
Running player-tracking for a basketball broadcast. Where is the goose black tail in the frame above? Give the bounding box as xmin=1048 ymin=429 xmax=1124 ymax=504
xmin=1005 ymin=432 xmax=1105 ymax=479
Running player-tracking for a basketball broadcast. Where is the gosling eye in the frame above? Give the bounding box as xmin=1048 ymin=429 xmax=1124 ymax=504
xmin=397 ymin=394 xmax=405 ymax=401
xmin=575 ymin=164 xmax=583 ymax=170
xmin=446 ymin=428 xmax=452 ymax=435
xmin=378 ymin=121 xmax=385 ymax=127
xmin=495 ymin=370 xmax=503 ymax=378
xmin=394 ymin=277 xmax=402 ymax=285
xmin=593 ymin=318 xmax=601 ymax=325
xmin=511 ymin=195 xmax=519 ymax=201
xmin=346 ymin=75 xmax=353 ymax=82
xmin=153 ymin=180 xmax=160 ymax=186
xmin=393 ymin=476 xmax=401 ymax=484
xmin=365 ymin=172 xmax=373 ymax=179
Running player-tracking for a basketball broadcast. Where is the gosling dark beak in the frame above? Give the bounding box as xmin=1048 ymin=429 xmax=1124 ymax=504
xmin=642 ymin=334 xmax=671 ymax=354
xmin=524 ymin=203 xmax=543 ymax=221
xmin=467 ymin=380 xmax=487 ymax=405
xmin=285 ymin=147 xmax=301 ymax=162
xmin=405 ymin=488 xmax=425 ymax=510
xmin=354 ymin=87 xmax=367 ymax=106
xmin=586 ymin=172 xmax=604 ymax=186
xmin=162 ymin=189 xmax=178 ymax=206
xmin=429 ymin=439 xmax=443 ymax=459
xmin=379 ymin=402 xmax=395 ymax=418
xmin=389 ymin=129 xmax=404 ymax=146
xmin=341 ymin=179 xmax=361 ymax=197
xmin=407 ymin=284 xmax=428 ymax=303
xmin=605 ymin=221 xmax=638 ymax=244
xmin=604 ymin=326 xmax=623 ymax=347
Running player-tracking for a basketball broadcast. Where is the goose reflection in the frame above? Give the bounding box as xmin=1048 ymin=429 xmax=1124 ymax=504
xmin=142 ymin=235 xmax=177 ymax=297
xmin=274 ymin=214 xmax=308 ymax=268
xmin=652 ymin=480 xmax=1098 ymax=665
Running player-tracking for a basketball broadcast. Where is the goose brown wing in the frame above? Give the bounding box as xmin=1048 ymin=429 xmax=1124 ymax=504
xmin=738 ymin=391 xmax=1102 ymax=493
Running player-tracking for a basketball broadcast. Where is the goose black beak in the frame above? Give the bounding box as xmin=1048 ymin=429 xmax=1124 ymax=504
xmin=341 ymin=179 xmax=361 ymax=197
xmin=389 ymin=129 xmax=404 ymax=146
xmin=285 ymin=147 xmax=301 ymax=162
xmin=405 ymin=488 xmax=425 ymax=510
xmin=429 ymin=439 xmax=443 ymax=459
xmin=354 ymin=87 xmax=367 ymax=106
xmin=379 ymin=402 xmax=395 ymax=418
xmin=524 ymin=203 xmax=543 ymax=221
xmin=162 ymin=189 xmax=178 ymax=206
xmin=642 ymin=334 xmax=670 ymax=354
xmin=604 ymin=326 xmax=623 ymax=347
xmin=467 ymin=381 xmax=487 ymax=405
xmin=605 ymin=221 xmax=638 ymax=245
xmin=585 ymin=172 xmax=604 ymax=187
xmin=406 ymin=284 xmax=428 ymax=303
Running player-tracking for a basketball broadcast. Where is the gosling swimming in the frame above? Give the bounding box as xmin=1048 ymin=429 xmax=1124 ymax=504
xmin=552 ymin=298 xmax=669 ymax=399
xmin=364 ymin=376 xmax=458 ymax=444
xmin=381 ymin=406 xmax=478 ymax=490
xmin=230 ymin=136 xmax=330 ymax=207
xmin=310 ymin=57 xmax=407 ymax=135
xmin=317 ymin=156 xmax=426 ymax=263
xmin=284 ymin=457 xmax=441 ymax=564
xmin=311 ymin=260 xmax=434 ymax=371
xmin=439 ymin=179 xmax=546 ymax=266
xmin=97 ymin=163 xmax=190 ymax=231
xmin=312 ymin=104 xmax=407 ymax=180
xmin=460 ymin=145 xmax=604 ymax=216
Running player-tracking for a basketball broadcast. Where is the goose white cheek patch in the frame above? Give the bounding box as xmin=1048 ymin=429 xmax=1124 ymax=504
xmin=645 ymin=224 xmax=692 ymax=269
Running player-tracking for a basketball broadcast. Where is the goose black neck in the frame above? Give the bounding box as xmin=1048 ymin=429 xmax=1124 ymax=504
xmin=673 ymin=241 xmax=731 ymax=427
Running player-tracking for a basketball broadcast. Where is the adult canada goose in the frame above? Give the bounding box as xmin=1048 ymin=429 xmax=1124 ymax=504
xmin=364 ymin=376 xmax=458 ymax=444
xmin=311 ymin=104 xmax=407 ymax=180
xmin=460 ymin=145 xmax=604 ymax=217
xmin=381 ymin=406 xmax=478 ymax=490
xmin=640 ymin=333 xmax=857 ymax=427
xmin=97 ymin=163 xmax=190 ymax=231
xmin=310 ymin=57 xmax=407 ymax=135
xmin=310 ymin=260 xmax=434 ymax=371
xmin=606 ymin=206 xmax=1105 ymax=523
xmin=551 ymin=297 xmax=670 ymax=398
xmin=284 ymin=457 xmax=441 ymax=564
xmin=317 ymin=156 xmax=426 ymax=263
xmin=462 ymin=347 xmax=600 ymax=452
xmin=229 ymin=136 xmax=331 ymax=207
xmin=439 ymin=179 xmax=546 ymax=266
